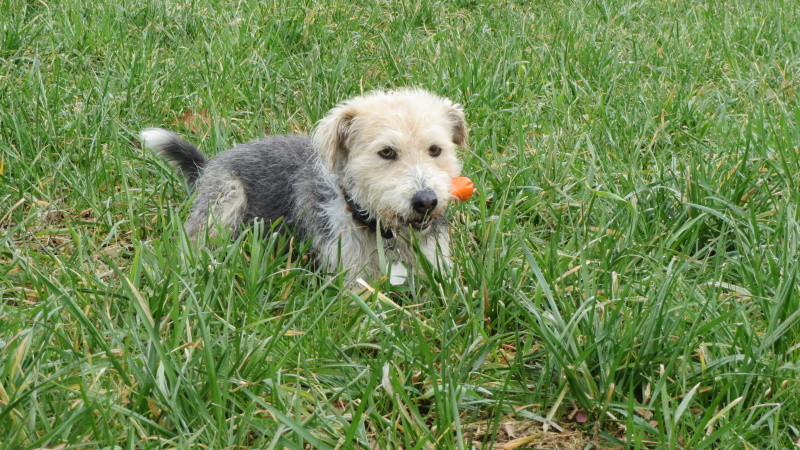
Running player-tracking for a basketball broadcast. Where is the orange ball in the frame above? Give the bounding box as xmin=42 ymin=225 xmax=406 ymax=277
xmin=450 ymin=176 xmax=475 ymax=201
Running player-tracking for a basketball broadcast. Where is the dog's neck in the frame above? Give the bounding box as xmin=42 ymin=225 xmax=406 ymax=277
xmin=341 ymin=189 xmax=394 ymax=239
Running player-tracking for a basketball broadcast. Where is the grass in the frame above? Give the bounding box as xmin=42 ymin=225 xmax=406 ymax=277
xmin=1 ymin=0 xmax=799 ymax=447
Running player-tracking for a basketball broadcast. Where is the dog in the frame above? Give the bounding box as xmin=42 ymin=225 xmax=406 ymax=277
xmin=141 ymin=88 xmax=468 ymax=282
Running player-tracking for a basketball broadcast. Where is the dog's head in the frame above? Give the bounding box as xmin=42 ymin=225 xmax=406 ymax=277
xmin=312 ymin=88 xmax=468 ymax=232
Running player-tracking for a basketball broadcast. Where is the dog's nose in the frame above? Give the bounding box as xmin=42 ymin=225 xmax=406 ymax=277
xmin=411 ymin=189 xmax=438 ymax=214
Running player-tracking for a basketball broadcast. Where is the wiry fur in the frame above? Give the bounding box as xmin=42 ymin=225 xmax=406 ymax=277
xmin=141 ymin=89 xmax=468 ymax=280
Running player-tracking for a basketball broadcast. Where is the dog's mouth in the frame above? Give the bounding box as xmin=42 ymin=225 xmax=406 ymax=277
xmin=405 ymin=210 xmax=442 ymax=231
xmin=408 ymin=217 xmax=433 ymax=230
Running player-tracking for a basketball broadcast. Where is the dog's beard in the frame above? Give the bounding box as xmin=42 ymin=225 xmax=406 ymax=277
xmin=373 ymin=205 xmax=442 ymax=232
xmin=345 ymin=179 xmax=447 ymax=233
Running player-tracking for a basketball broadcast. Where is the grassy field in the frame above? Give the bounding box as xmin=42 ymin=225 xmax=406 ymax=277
xmin=2 ymin=0 xmax=799 ymax=447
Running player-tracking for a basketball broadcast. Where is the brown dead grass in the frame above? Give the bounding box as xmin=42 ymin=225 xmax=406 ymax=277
xmin=465 ymin=419 xmax=601 ymax=449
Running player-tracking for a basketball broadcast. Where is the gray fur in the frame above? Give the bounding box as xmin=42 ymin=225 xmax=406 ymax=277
xmin=187 ymin=135 xmax=337 ymax=240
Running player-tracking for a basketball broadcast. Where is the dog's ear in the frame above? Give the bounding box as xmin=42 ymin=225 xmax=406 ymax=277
xmin=312 ymin=104 xmax=356 ymax=173
xmin=446 ymin=103 xmax=468 ymax=147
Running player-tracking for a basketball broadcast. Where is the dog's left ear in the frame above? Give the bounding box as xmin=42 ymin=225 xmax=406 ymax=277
xmin=446 ymin=103 xmax=468 ymax=147
xmin=312 ymin=104 xmax=356 ymax=173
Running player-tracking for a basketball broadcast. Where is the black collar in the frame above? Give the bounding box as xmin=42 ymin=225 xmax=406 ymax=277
xmin=343 ymin=190 xmax=394 ymax=239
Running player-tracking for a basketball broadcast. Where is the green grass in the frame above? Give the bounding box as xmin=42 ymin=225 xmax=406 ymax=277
xmin=2 ymin=0 xmax=799 ymax=447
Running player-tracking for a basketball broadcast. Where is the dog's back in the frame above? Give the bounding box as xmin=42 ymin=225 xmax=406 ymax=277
xmin=202 ymin=136 xmax=320 ymax=228
xmin=142 ymin=130 xmax=333 ymax=239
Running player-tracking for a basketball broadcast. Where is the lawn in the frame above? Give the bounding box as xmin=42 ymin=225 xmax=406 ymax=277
xmin=1 ymin=0 xmax=799 ymax=447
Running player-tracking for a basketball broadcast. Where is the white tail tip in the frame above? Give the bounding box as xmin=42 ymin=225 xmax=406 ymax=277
xmin=139 ymin=128 xmax=176 ymax=151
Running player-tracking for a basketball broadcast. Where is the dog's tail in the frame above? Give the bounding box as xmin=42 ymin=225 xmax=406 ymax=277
xmin=140 ymin=128 xmax=207 ymax=187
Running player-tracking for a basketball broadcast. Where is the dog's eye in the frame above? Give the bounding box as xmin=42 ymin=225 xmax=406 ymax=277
xmin=428 ymin=145 xmax=442 ymax=157
xmin=377 ymin=147 xmax=397 ymax=160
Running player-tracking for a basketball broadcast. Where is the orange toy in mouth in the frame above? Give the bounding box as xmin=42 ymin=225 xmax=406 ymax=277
xmin=450 ymin=176 xmax=475 ymax=201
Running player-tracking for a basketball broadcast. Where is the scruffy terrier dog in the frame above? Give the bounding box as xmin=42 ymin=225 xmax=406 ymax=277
xmin=141 ymin=89 xmax=468 ymax=281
